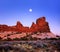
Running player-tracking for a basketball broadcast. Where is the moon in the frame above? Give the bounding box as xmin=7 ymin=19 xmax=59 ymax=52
xmin=29 ymin=8 xmax=32 ymax=12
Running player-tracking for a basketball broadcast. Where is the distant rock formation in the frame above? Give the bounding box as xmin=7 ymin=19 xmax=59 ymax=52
xmin=0 ymin=17 xmax=50 ymax=33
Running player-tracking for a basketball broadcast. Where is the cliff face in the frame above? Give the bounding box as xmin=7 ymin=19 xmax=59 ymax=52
xmin=0 ymin=17 xmax=50 ymax=33
xmin=30 ymin=22 xmax=38 ymax=32
xmin=36 ymin=17 xmax=50 ymax=32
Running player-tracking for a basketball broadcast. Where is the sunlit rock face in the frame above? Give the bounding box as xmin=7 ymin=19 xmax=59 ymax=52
xmin=0 ymin=17 xmax=50 ymax=33
xmin=30 ymin=22 xmax=38 ymax=32
xmin=16 ymin=21 xmax=30 ymax=32
xmin=16 ymin=21 xmax=24 ymax=32
xmin=0 ymin=25 xmax=8 ymax=32
xmin=16 ymin=21 xmax=23 ymax=28
xmin=36 ymin=17 xmax=50 ymax=32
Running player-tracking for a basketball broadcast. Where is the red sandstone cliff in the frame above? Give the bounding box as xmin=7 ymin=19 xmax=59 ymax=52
xmin=0 ymin=17 xmax=50 ymax=33
xmin=36 ymin=17 xmax=50 ymax=32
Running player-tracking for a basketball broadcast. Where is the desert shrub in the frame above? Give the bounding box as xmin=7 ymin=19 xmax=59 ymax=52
xmin=3 ymin=45 xmax=12 ymax=52
xmin=56 ymin=35 xmax=60 ymax=37
xmin=33 ymin=43 xmax=36 ymax=45
xmin=7 ymin=34 xmax=10 ymax=36
xmin=19 ymin=48 xmax=26 ymax=52
xmin=43 ymin=44 xmax=47 ymax=48
xmin=16 ymin=32 xmax=22 ymax=34
xmin=38 ymin=38 xmax=41 ymax=40
xmin=49 ymin=38 xmax=57 ymax=40
xmin=28 ymin=42 xmax=32 ymax=45
xmin=37 ymin=44 xmax=41 ymax=48
xmin=33 ymin=37 xmax=37 ymax=40
xmin=46 ymin=49 xmax=50 ymax=52
xmin=34 ymin=32 xmax=37 ymax=34
xmin=45 ymin=38 xmax=57 ymax=40
xmin=0 ymin=46 xmax=3 ymax=52
xmin=13 ymin=47 xmax=19 ymax=51
xmin=51 ymin=41 xmax=57 ymax=45
xmin=13 ymin=38 xmax=20 ymax=41
xmin=30 ymin=49 xmax=35 ymax=52
xmin=19 ymin=42 xmax=22 ymax=44
xmin=3 ymin=38 xmax=12 ymax=41
xmin=33 ymin=45 xmax=37 ymax=49
xmin=20 ymin=37 xmax=28 ymax=41
xmin=58 ymin=37 xmax=60 ymax=40
xmin=55 ymin=42 xmax=60 ymax=51
xmin=7 ymin=38 xmax=12 ymax=41
xmin=29 ymin=36 xmax=34 ymax=40
xmin=0 ymin=37 xmax=2 ymax=40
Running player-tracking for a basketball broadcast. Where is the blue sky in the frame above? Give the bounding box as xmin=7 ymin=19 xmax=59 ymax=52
xmin=0 ymin=0 xmax=60 ymax=35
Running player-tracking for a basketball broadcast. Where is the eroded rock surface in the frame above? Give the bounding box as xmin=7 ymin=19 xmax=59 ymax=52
xmin=0 ymin=17 xmax=50 ymax=33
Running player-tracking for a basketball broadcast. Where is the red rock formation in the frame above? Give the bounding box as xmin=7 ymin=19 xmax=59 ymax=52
xmin=16 ymin=21 xmax=23 ymax=28
xmin=30 ymin=22 xmax=38 ymax=32
xmin=0 ymin=25 xmax=8 ymax=32
xmin=15 ymin=21 xmax=29 ymax=32
xmin=36 ymin=17 xmax=46 ymax=26
xmin=0 ymin=17 xmax=50 ymax=33
xmin=36 ymin=17 xmax=50 ymax=32
xmin=15 ymin=21 xmax=23 ymax=32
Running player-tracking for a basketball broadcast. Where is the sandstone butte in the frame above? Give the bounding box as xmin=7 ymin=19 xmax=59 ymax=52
xmin=0 ymin=17 xmax=50 ymax=33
